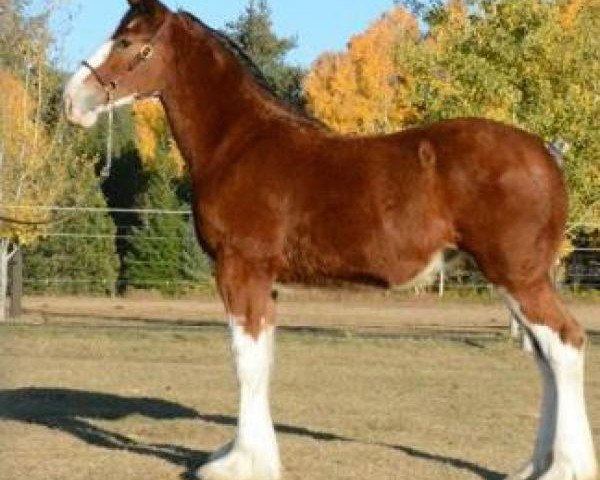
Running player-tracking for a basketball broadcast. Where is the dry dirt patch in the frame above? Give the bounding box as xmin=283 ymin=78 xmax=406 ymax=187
xmin=21 ymin=294 xmax=600 ymax=333
xmin=1 ymin=311 xmax=600 ymax=480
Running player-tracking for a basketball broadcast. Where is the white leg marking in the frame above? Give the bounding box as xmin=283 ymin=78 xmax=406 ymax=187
xmin=501 ymin=292 xmax=597 ymax=480
xmin=200 ymin=318 xmax=280 ymax=480
xmin=504 ymin=340 xmax=557 ymax=480
xmin=533 ymin=352 xmax=557 ymax=470
xmin=530 ymin=325 xmax=597 ymax=480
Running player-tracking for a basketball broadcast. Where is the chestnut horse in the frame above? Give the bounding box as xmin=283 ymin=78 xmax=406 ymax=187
xmin=64 ymin=1 xmax=597 ymax=479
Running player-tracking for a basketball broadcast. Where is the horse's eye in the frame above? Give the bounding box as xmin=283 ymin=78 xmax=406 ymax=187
xmin=117 ymin=39 xmax=131 ymax=50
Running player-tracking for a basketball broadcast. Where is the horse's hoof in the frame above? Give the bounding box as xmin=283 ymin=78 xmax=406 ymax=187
xmin=536 ymin=459 xmax=597 ymax=480
xmin=536 ymin=461 xmax=573 ymax=480
xmin=198 ymin=441 xmax=281 ymax=480
xmin=505 ymin=459 xmax=536 ymax=479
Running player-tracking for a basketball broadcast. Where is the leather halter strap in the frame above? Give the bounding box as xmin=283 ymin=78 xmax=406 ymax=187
xmin=81 ymin=61 xmax=114 ymax=91
xmin=81 ymin=43 xmax=155 ymax=103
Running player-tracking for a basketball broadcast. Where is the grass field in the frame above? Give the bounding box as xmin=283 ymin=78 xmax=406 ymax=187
xmin=1 ymin=296 xmax=600 ymax=480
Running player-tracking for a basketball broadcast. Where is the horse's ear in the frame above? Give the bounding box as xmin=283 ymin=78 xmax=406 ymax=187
xmin=127 ymin=0 xmax=169 ymax=17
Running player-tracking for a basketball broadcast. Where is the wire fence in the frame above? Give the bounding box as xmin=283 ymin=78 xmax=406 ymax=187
xmin=14 ymin=205 xmax=209 ymax=295
xmin=3 ymin=206 xmax=599 ymax=296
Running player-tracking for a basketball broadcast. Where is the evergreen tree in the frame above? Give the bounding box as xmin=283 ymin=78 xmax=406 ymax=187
xmin=1 ymin=0 xmax=119 ymax=300
xmin=123 ymin=164 xmax=211 ymax=295
xmin=23 ymin=163 xmax=119 ymax=295
xmin=225 ymin=0 xmax=306 ymax=106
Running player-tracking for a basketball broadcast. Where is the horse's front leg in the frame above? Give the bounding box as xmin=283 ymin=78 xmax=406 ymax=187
xmin=200 ymin=256 xmax=280 ymax=480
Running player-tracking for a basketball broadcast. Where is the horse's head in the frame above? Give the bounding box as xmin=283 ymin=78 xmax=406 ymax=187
xmin=64 ymin=0 xmax=172 ymax=128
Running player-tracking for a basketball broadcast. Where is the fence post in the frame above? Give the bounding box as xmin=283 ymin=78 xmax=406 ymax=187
xmin=509 ymin=314 xmax=520 ymax=339
xmin=521 ymin=331 xmax=533 ymax=353
xmin=9 ymin=248 xmax=23 ymax=318
xmin=438 ymin=265 xmax=445 ymax=297
xmin=509 ymin=311 xmax=533 ymax=353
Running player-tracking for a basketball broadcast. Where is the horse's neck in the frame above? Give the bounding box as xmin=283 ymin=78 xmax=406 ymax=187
xmin=160 ymin=18 xmax=279 ymax=177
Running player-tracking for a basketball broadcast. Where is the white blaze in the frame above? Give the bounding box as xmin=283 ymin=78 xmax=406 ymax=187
xmin=64 ymin=40 xmax=137 ymax=128
xmin=66 ymin=41 xmax=115 ymax=93
xmin=64 ymin=41 xmax=114 ymax=128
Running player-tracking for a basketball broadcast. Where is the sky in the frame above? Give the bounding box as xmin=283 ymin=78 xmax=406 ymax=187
xmin=35 ymin=0 xmax=398 ymax=72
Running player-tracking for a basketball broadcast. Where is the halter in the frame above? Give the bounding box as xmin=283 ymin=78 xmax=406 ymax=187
xmin=78 ymin=12 xmax=172 ymax=176
xmin=81 ymin=43 xmax=155 ymax=104
xmin=80 ymin=34 xmax=158 ymax=177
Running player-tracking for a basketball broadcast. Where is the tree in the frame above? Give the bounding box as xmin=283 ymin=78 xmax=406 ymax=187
xmin=124 ymin=99 xmax=211 ymax=295
xmin=23 ymin=166 xmax=119 ymax=295
xmin=304 ymin=7 xmax=420 ymax=134
xmin=401 ymin=0 xmax=599 ymax=227
xmin=123 ymin=165 xmax=211 ymax=295
xmin=0 ymin=0 xmax=121 ymax=310
xmin=305 ymin=0 xmax=598 ymax=228
xmin=0 ymin=65 xmax=81 ymax=318
xmin=225 ymin=0 xmax=306 ymax=105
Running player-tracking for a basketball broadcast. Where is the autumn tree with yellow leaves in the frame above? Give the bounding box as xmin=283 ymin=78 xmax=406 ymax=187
xmin=132 ymin=99 xmax=185 ymax=176
xmin=0 ymin=70 xmax=74 ymax=234
xmin=0 ymin=53 xmax=77 ymax=317
xmin=1 ymin=0 xmax=118 ymax=310
xmin=305 ymin=7 xmax=420 ymax=134
xmin=405 ymin=0 xmax=599 ymax=228
xmin=307 ymin=0 xmax=598 ymax=230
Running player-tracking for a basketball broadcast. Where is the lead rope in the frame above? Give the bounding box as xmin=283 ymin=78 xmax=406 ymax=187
xmin=101 ymin=92 xmax=114 ymax=178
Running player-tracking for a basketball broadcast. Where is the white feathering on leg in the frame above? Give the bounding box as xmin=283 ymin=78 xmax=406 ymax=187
xmin=200 ymin=318 xmax=280 ymax=480
xmin=529 ymin=325 xmax=597 ymax=480
xmin=501 ymin=291 xmax=597 ymax=480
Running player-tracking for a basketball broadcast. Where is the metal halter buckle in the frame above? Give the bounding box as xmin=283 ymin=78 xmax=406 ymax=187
xmin=140 ymin=44 xmax=154 ymax=60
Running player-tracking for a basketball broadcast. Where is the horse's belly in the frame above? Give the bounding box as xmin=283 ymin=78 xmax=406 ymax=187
xmin=279 ymin=236 xmax=445 ymax=289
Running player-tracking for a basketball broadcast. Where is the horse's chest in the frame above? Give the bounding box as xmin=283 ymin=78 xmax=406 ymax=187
xmin=193 ymin=195 xmax=284 ymax=260
xmin=192 ymin=202 xmax=225 ymax=257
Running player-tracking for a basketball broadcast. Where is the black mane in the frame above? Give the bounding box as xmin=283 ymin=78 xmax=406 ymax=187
xmin=178 ymin=11 xmax=326 ymax=128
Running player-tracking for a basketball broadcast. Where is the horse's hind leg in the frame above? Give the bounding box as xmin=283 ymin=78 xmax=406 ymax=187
xmin=504 ymin=333 xmax=556 ymax=480
xmin=501 ymin=280 xmax=597 ymax=480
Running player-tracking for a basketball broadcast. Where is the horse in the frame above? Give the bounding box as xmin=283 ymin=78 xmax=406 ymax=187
xmin=63 ymin=1 xmax=597 ymax=479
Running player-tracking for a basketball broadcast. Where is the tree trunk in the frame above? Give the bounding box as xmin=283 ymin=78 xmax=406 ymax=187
xmin=9 ymin=247 xmax=23 ymax=318
xmin=0 ymin=240 xmax=9 ymax=322
xmin=510 ymin=314 xmax=521 ymax=339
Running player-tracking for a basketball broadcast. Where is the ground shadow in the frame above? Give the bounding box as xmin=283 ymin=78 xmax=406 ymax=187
xmin=0 ymin=388 xmax=210 ymax=479
xmin=0 ymin=387 xmax=504 ymax=480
